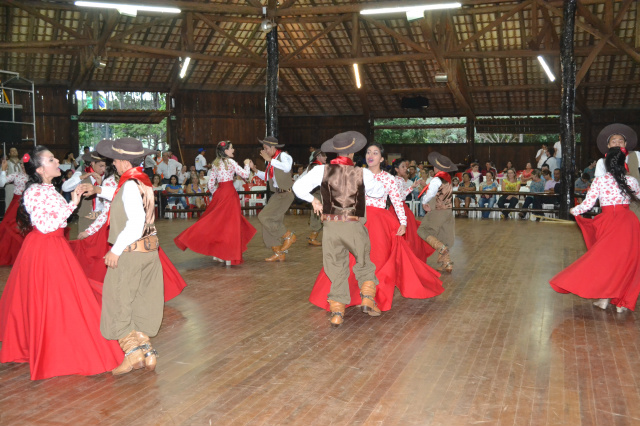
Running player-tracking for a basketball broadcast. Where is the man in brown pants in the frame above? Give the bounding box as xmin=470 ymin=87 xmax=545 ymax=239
xmin=417 ymin=152 xmax=457 ymax=273
xmin=293 ymin=131 xmax=385 ymax=326
xmin=250 ymin=136 xmax=297 ymax=261
xmin=95 ymin=138 xmax=164 ymax=375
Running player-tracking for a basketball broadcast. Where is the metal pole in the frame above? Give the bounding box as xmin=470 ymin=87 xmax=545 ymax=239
xmin=559 ymin=0 xmax=577 ymax=220
xmin=265 ymin=26 xmax=279 ymax=139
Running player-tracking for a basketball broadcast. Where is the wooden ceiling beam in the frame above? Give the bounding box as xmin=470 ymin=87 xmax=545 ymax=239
xmin=280 ymin=14 xmax=350 ymax=63
xmin=196 ymin=13 xmax=263 ymax=61
xmin=72 ymin=10 xmax=120 ymax=88
xmin=360 ymin=16 xmax=428 ymax=54
xmin=455 ymin=0 xmax=531 ymax=52
xmin=575 ymin=36 xmax=609 ymax=87
xmin=110 ymin=17 xmax=175 ymax=42
xmin=2 ymin=0 xmax=87 ymax=40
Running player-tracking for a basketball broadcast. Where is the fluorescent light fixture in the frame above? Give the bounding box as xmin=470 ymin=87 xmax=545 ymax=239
xmin=361 ymin=2 xmax=461 ymax=15
xmin=179 ymin=57 xmax=191 ymax=79
xmin=406 ymin=9 xmax=424 ymax=21
xmin=353 ymin=63 xmax=362 ymax=89
xmin=434 ymin=73 xmax=448 ymax=83
xmin=537 ymin=55 xmax=556 ymax=82
xmin=74 ymin=1 xmax=181 ymax=14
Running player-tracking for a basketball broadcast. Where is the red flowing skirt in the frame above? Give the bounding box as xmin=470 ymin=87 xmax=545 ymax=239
xmin=309 ymin=206 xmax=444 ymax=311
xmin=0 ymin=228 xmax=123 ymax=380
xmin=0 ymin=194 xmax=24 ymax=266
xmin=174 ymin=181 xmax=256 ymax=265
xmin=550 ymin=205 xmax=640 ymax=310
xmin=391 ymin=203 xmax=434 ymax=262
xmin=70 ymin=226 xmax=187 ymax=302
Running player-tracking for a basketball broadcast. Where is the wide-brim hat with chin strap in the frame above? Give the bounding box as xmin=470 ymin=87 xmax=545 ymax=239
xmin=81 ymin=149 xmax=107 ymax=164
xmin=320 ymin=131 xmax=367 ymax=155
xmin=257 ymin=136 xmax=284 ymax=148
xmin=96 ymin=137 xmax=155 ymax=161
xmin=596 ymin=123 xmax=638 ymax=154
xmin=427 ymin=151 xmax=458 ymax=172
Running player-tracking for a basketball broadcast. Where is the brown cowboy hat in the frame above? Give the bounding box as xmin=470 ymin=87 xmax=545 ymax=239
xmin=321 ymin=131 xmax=367 ymax=154
xmin=96 ymin=137 xmax=155 ymax=161
xmin=257 ymin=136 xmax=284 ymax=148
xmin=596 ymin=123 xmax=638 ymax=154
xmin=80 ymin=150 xmax=107 ymax=164
xmin=427 ymin=151 xmax=458 ymax=172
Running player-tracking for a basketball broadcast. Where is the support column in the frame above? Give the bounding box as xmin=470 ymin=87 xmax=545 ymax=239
xmin=265 ymin=27 xmax=279 ymax=138
xmin=559 ymin=0 xmax=577 ymax=220
xmin=466 ymin=117 xmax=475 ymax=161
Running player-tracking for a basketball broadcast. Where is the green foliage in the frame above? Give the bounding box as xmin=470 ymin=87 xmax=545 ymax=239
xmin=374 ymin=117 xmax=467 ymax=144
xmin=78 ymin=119 xmax=167 ymax=151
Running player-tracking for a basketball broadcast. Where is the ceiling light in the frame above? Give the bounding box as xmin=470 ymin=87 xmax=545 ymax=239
xmin=353 ymin=63 xmax=362 ymax=89
xmin=74 ymin=1 xmax=181 ymax=14
xmin=361 ymin=3 xmax=462 ymax=15
xmin=260 ymin=19 xmax=275 ymax=32
xmin=93 ymin=58 xmax=107 ymax=69
xmin=537 ymin=55 xmax=556 ymax=82
xmin=434 ymin=73 xmax=448 ymax=83
xmin=179 ymin=57 xmax=191 ymax=79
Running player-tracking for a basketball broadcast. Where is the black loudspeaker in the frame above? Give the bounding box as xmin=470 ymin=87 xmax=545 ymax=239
xmin=0 ymin=105 xmax=23 ymax=145
xmin=401 ymin=96 xmax=429 ymax=109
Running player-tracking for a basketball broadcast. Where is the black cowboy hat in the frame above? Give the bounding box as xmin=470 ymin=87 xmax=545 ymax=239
xmin=257 ymin=136 xmax=284 ymax=148
xmin=96 ymin=137 xmax=155 ymax=161
xmin=320 ymin=131 xmax=367 ymax=155
xmin=596 ymin=123 xmax=638 ymax=154
xmin=427 ymin=151 xmax=458 ymax=172
xmin=80 ymin=150 xmax=107 ymax=164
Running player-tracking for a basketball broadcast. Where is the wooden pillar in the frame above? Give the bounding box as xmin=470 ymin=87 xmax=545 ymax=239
xmin=265 ymin=27 xmax=279 ymax=138
xmin=559 ymin=0 xmax=577 ymax=220
xmin=467 ymin=117 xmax=475 ymax=161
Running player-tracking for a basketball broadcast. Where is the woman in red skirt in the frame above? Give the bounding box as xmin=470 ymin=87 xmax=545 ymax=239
xmin=550 ymin=146 xmax=640 ymax=312
xmin=0 ymin=146 xmax=123 ymax=380
xmin=0 ymin=160 xmax=28 ymax=265
xmin=174 ymin=141 xmax=256 ymax=265
xmin=309 ymin=143 xmax=444 ymax=312
xmin=390 ymin=158 xmax=433 ymax=262
xmin=73 ymin=159 xmax=187 ymax=301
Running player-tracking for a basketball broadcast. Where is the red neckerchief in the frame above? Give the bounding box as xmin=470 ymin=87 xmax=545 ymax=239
xmin=605 ymin=148 xmax=629 ymax=172
xmin=418 ymin=171 xmax=451 ymax=199
xmin=330 ymin=157 xmax=354 ymax=166
xmin=107 ymin=167 xmax=151 ymax=225
xmin=312 ymin=160 xmax=323 ymax=166
xmin=265 ymin=150 xmax=282 ymax=181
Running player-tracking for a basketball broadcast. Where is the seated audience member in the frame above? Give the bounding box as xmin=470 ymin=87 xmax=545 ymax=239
xmin=293 ymin=165 xmax=304 ymax=181
xmin=184 ymin=174 xmax=205 ymax=209
xmin=497 ymin=168 xmax=521 ymax=219
xmin=467 ymin=162 xmax=482 ymax=186
xmin=198 ymin=170 xmax=208 ymax=190
xmin=520 ymin=169 xmax=545 ymax=218
xmin=454 ymin=172 xmax=477 ymax=218
xmin=519 ymin=162 xmax=534 ymax=184
xmin=151 ymin=173 xmax=164 ymax=191
xmin=478 ymin=171 xmax=498 ymax=219
xmin=177 ymin=165 xmax=189 ymax=184
xmin=165 ymin=175 xmax=188 ymax=209
xmin=61 ymin=169 xmax=75 ymax=202
xmin=574 ymin=172 xmax=590 ymax=204
xmin=484 ymin=161 xmax=498 ymax=178
xmin=408 ymin=165 xmax=418 ymax=181
xmin=502 ymin=161 xmax=515 ymax=174
xmin=583 ymin=159 xmax=596 ymax=181
xmin=451 ymin=176 xmax=460 ymax=190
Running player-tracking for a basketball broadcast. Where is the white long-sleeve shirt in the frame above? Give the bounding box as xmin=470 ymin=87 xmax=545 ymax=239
xmin=0 ymin=171 xmax=28 ymax=195
xmin=195 ymin=154 xmax=208 ymax=171
xmin=421 ymin=177 xmax=443 ymax=204
xmin=61 ymin=171 xmax=104 ymax=212
xmin=110 ymin=181 xmax=146 ymax=256
xmin=255 ymin=152 xmax=293 ymax=189
xmin=84 ymin=176 xmax=117 ymax=236
xmin=293 ymin=165 xmax=385 ymax=204
xmin=595 ymin=151 xmax=640 ymax=178
xmin=156 ymin=159 xmax=182 ymax=179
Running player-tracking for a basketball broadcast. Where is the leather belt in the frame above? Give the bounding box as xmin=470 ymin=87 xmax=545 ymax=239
xmin=322 ymin=214 xmax=360 ymax=222
xmin=124 ymin=235 xmax=160 ymax=253
xmin=275 ymin=188 xmax=292 ymax=193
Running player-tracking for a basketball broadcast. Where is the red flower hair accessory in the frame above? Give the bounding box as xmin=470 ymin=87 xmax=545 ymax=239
xmin=22 ymin=153 xmax=30 ymax=163
xmin=220 ymin=141 xmax=226 ymax=147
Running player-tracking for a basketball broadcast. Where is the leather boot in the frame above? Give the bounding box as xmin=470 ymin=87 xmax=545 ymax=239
xmin=265 ymin=246 xmax=286 ymax=262
xmin=135 ymin=331 xmax=158 ymax=371
xmin=359 ymin=281 xmax=381 ymax=317
xmin=328 ymin=299 xmax=346 ymax=326
xmin=112 ymin=330 xmax=145 ymax=376
xmin=439 ymin=252 xmax=453 ymax=273
xmin=307 ymin=231 xmax=322 ymax=246
xmin=279 ymin=230 xmax=297 ymax=251
xmin=426 ymin=236 xmax=448 ymax=256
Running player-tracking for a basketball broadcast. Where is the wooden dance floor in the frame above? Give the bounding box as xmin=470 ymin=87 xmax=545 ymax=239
xmin=1 ymin=215 xmax=640 ymax=426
